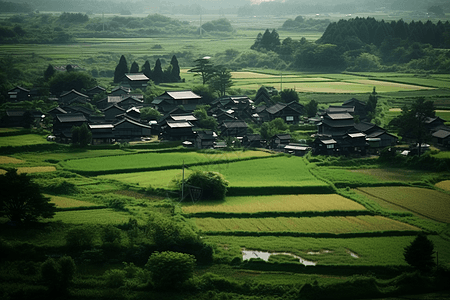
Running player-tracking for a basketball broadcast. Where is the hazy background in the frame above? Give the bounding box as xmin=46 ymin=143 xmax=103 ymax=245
xmin=2 ymin=0 xmax=449 ymax=15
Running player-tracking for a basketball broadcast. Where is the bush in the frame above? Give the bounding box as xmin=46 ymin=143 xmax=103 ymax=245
xmin=182 ymin=170 xmax=228 ymax=201
xmin=65 ymin=226 xmax=95 ymax=250
xmin=40 ymin=256 xmax=76 ymax=292
xmin=104 ymin=269 xmax=126 ymax=288
xmin=146 ymin=251 xmax=196 ymax=290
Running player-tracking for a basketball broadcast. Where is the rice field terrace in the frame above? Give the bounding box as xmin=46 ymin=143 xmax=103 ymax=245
xmin=0 ymin=134 xmax=50 ymax=147
xmin=182 ymin=194 xmax=367 ymax=215
xmin=59 ymin=149 xmax=272 ymax=175
xmin=194 ymin=215 xmax=420 ymax=235
xmin=354 ymin=187 xmax=450 ymax=224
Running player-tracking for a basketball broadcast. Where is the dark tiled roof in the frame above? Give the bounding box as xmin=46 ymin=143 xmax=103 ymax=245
xmin=221 ymin=120 xmax=248 ymax=128
xmin=56 ymin=113 xmax=88 ymax=123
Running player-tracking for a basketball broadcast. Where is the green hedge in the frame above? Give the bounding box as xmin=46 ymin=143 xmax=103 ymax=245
xmin=227 ymin=185 xmax=334 ymax=196
xmin=185 ymin=210 xmax=373 ymax=219
xmin=0 ymin=143 xmax=66 ymax=154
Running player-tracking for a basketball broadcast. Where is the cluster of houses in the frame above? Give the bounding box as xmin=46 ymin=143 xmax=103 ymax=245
xmin=2 ymin=74 xmax=448 ymax=156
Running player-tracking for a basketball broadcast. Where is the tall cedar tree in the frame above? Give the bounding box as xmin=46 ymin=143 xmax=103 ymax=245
xmin=170 ymin=55 xmax=181 ymax=82
xmin=153 ymin=58 xmax=163 ymax=84
xmin=44 ymin=64 xmax=55 ymax=81
xmin=130 ymin=61 xmax=139 ymax=73
xmin=0 ymin=169 xmax=56 ymax=224
xmin=142 ymin=60 xmax=152 ymax=79
xmin=114 ymin=55 xmax=128 ymax=83
xmin=404 ymin=232 xmax=435 ymax=272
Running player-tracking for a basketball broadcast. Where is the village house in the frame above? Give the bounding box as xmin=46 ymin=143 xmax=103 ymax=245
xmin=219 ymin=120 xmax=248 ymax=137
xmin=432 ymin=129 xmax=450 ymax=148
xmin=89 ymin=124 xmax=115 ymax=145
xmin=85 ymin=86 xmax=106 ymax=98
xmin=113 ymin=117 xmax=152 ymax=141
xmin=59 ymin=90 xmax=90 ymax=105
xmin=53 ymin=113 xmax=88 ymax=142
xmin=152 ymin=90 xmax=202 ymax=113
xmin=160 ymin=119 xmax=195 ymax=141
xmin=270 ymin=133 xmax=291 ymax=150
xmin=121 ymin=73 xmax=150 ymax=90
xmin=195 ymin=131 xmax=217 ymax=149
xmin=8 ymin=86 xmax=30 ymax=102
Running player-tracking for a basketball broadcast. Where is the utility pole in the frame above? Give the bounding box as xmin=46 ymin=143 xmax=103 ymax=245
xmin=181 ymin=160 xmax=185 ymax=201
xmin=280 ymin=72 xmax=283 ymax=91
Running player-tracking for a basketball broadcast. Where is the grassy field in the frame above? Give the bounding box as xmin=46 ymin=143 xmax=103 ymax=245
xmin=0 ymin=156 xmax=24 ymax=164
xmin=60 ymin=150 xmax=272 ymax=174
xmin=206 ymin=235 xmax=439 ymax=266
xmin=0 ymin=134 xmax=50 ymax=147
xmin=191 ymin=156 xmax=327 ymax=188
xmin=355 ymin=187 xmax=450 ymax=223
xmin=47 ymin=195 xmax=101 ymax=208
xmin=52 ymin=208 xmax=135 ymax=224
xmin=182 ymin=194 xmax=367 ymax=214
xmin=194 ymin=215 xmax=420 ymax=234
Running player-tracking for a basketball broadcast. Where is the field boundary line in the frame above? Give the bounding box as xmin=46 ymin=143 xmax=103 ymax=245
xmin=185 ymin=210 xmax=373 ymax=219
xmin=355 ymin=187 xmax=442 ymax=223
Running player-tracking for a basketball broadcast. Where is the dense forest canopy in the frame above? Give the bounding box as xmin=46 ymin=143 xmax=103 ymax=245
xmin=250 ymin=17 xmax=450 ymax=72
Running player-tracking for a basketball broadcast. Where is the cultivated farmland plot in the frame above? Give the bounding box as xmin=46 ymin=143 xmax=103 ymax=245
xmin=206 ymin=235 xmax=421 ymax=266
xmin=355 ymin=187 xmax=450 ymax=223
xmin=60 ymin=150 xmax=271 ymax=175
xmin=182 ymin=194 xmax=367 ymax=214
xmin=194 ymin=215 xmax=420 ymax=234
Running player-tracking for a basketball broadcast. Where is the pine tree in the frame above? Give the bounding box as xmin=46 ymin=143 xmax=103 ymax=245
xmin=404 ymin=232 xmax=435 ymax=273
xmin=170 ymin=55 xmax=181 ymax=82
xmin=142 ymin=60 xmax=152 ymax=79
xmin=114 ymin=55 xmax=128 ymax=83
xmin=152 ymin=58 xmax=163 ymax=84
xmin=130 ymin=61 xmax=139 ymax=73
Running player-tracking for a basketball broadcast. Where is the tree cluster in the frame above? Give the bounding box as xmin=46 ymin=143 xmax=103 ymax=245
xmin=319 ymin=17 xmax=450 ymax=49
xmin=0 ymin=169 xmax=56 ymax=224
xmin=188 ymin=58 xmax=233 ymax=97
xmin=201 ymin=18 xmax=233 ymax=33
xmin=251 ymin=17 xmax=450 ymax=72
xmin=114 ymin=55 xmax=181 ymax=84
xmin=282 ymin=16 xmax=331 ymax=32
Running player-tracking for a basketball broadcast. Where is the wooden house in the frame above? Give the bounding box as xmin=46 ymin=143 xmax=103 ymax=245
xmin=284 ymin=144 xmax=311 ymax=156
xmin=160 ymin=120 xmax=195 ymax=141
xmin=313 ymin=137 xmax=338 ymax=155
xmin=113 ymin=118 xmax=152 ymax=140
xmin=85 ymin=86 xmax=106 ymax=98
xmin=432 ymin=129 xmax=450 ymax=148
xmin=8 ymin=86 xmax=30 ymax=102
xmin=110 ymin=86 xmax=131 ymax=96
xmin=219 ymin=120 xmax=248 ymax=137
xmin=342 ymin=98 xmax=367 ymax=119
xmin=318 ymin=112 xmax=355 ymax=136
xmin=116 ymin=96 xmax=144 ymax=109
xmin=121 ymin=73 xmax=150 ymax=90
xmin=102 ymin=104 xmax=126 ymax=122
xmin=60 ymin=90 xmax=89 ymax=105
xmin=89 ymin=124 xmax=114 ymax=145
xmin=254 ymin=86 xmax=274 ymax=106
xmin=53 ymin=113 xmax=88 ymax=142
xmin=242 ymin=134 xmax=262 ymax=148
xmin=265 ymin=102 xmax=303 ymax=124
xmin=270 ymin=133 xmax=291 ymax=149
xmin=152 ymin=90 xmax=202 ymax=113
xmin=195 ymin=131 xmax=216 ymax=149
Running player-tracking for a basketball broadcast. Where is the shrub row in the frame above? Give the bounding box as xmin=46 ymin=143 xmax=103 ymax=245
xmin=0 ymin=129 xmax=31 ymax=137
xmin=226 ymin=185 xmax=334 ymax=196
xmin=184 ymin=210 xmax=374 ymax=219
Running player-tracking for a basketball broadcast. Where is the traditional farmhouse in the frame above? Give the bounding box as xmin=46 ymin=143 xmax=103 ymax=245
xmin=53 ymin=113 xmax=88 ymax=142
xmin=59 ymin=90 xmax=90 ymax=105
xmin=160 ymin=120 xmax=195 ymax=141
xmin=219 ymin=120 xmax=248 ymax=137
xmin=89 ymin=124 xmax=114 ymax=145
xmin=152 ymin=90 xmax=202 ymax=113
xmin=195 ymin=131 xmax=216 ymax=149
xmin=121 ymin=73 xmax=150 ymax=90
xmin=113 ymin=118 xmax=152 ymax=141
xmin=8 ymin=86 xmax=30 ymax=102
